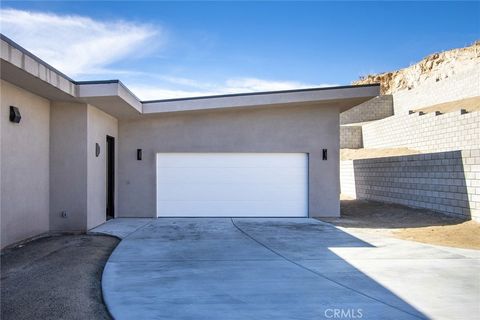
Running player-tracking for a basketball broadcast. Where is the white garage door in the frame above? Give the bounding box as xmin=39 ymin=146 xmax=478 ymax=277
xmin=156 ymin=153 xmax=308 ymax=217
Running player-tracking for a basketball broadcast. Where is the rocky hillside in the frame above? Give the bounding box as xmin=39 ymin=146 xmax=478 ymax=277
xmin=354 ymin=41 xmax=480 ymax=94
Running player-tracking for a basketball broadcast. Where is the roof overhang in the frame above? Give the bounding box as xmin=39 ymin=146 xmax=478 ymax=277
xmin=76 ymin=81 xmax=142 ymax=118
xmin=0 ymin=58 xmax=143 ymax=118
xmin=0 ymin=59 xmax=77 ymax=102
xmin=142 ymin=84 xmax=379 ymax=115
xmin=1 ymin=33 xmax=380 ymax=119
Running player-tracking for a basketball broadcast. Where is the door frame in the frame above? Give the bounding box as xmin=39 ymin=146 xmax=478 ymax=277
xmin=106 ymin=135 xmax=115 ymax=220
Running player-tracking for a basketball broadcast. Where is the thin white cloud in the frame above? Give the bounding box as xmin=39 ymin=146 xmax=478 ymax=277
xmin=0 ymin=9 xmax=335 ymax=100
xmin=0 ymin=8 xmax=159 ymax=76
xmin=226 ymin=78 xmax=334 ymax=93
xmin=158 ymin=76 xmax=213 ymax=89
xmin=224 ymin=78 xmax=325 ymax=93
xmin=130 ymin=86 xmax=218 ymax=100
xmin=130 ymin=77 xmax=337 ymax=100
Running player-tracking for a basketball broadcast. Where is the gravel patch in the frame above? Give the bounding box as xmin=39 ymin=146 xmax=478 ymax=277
xmin=1 ymin=234 xmax=119 ymax=320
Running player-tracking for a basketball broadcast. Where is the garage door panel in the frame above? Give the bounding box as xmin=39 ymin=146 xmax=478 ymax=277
xmin=157 ymin=153 xmax=306 ymax=168
xmin=157 ymin=153 xmax=308 ymax=217
xmin=157 ymin=167 xmax=306 ymax=184
xmin=157 ymin=200 xmax=306 ymax=217
xmin=157 ymin=183 xmax=306 ymax=201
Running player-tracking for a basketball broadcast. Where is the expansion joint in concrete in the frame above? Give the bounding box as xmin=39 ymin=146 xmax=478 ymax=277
xmin=230 ymin=218 xmax=426 ymax=320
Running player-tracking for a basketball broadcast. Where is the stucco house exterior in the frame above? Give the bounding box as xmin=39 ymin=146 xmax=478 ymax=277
xmin=0 ymin=34 xmax=379 ymax=248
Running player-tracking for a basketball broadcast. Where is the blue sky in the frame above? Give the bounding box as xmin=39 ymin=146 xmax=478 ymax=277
xmin=1 ymin=1 xmax=479 ymax=99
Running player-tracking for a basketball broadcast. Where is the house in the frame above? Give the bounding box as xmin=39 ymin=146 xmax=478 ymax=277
xmin=0 ymin=34 xmax=379 ymax=248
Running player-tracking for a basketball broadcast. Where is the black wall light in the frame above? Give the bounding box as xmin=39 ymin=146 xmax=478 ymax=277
xmin=95 ymin=143 xmax=101 ymax=157
xmin=322 ymin=149 xmax=328 ymax=160
xmin=137 ymin=149 xmax=142 ymax=160
xmin=9 ymin=106 xmax=21 ymax=123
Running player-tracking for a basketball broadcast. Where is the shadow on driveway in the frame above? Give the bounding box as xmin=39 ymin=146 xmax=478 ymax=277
xmin=337 ymin=198 xmax=468 ymax=229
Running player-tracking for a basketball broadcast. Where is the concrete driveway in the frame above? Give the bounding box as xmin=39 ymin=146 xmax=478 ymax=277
xmin=93 ymin=218 xmax=479 ymax=320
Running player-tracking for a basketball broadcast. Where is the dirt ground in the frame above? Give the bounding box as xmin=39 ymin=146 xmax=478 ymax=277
xmin=340 ymin=148 xmax=421 ymax=160
xmin=415 ymin=96 xmax=480 ymax=114
xmin=321 ymin=196 xmax=480 ymax=250
xmin=1 ymin=234 xmax=119 ymax=320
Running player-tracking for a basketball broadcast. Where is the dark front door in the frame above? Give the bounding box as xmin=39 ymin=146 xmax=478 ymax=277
xmin=106 ymin=136 xmax=115 ymax=220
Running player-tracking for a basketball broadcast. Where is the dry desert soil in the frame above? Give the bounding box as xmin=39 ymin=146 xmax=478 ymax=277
xmin=321 ymin=196 xmax=480 ymax=250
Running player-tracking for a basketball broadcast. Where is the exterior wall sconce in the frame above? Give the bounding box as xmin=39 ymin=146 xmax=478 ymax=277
xmin=9 ymin=106 xmax=21 ymax=123
xmin=322 ymin=149 xmax=327 ymax=160
xmin=95 ymin=143 xmax=101 ymax=157
xmin=137 ymin=149 xmax=142 ymax=160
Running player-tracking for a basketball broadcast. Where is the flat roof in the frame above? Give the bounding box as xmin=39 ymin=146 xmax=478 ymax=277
xmin=0 ymin=33 xmax=380 ymax=118
xmin=142 ymin=83 xmax=379 ymax=103
xmin=143 ymin=84 xmax=380 ymax=114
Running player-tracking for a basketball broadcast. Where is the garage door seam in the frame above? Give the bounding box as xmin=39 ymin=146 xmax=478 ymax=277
xmin=230 ymin=218 xmax=425 ymax=320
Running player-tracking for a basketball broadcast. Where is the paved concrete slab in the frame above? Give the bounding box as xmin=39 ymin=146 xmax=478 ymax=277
xmin=89 ymin=218 xmax=154 ymax=239
xmin=99 ymin=218 xmax=479 ymax=320
xmin=108 ymin=238 xmax=282 ymax=262
xmin=127 ymin=218 xmax=250 ymax=241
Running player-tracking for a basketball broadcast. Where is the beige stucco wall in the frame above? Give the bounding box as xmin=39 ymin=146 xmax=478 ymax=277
xmin=50 ymin=102 xmax=118 ymax=232
xmin=118 ymin=105 xmax=341 ymax=218
xmin=1 ymin=80 xmax=50 ymax=248
xmin=50 ymin=102 xmax=88 ymax=231
xmin=87 ymin=105 xmax=118 ymax=229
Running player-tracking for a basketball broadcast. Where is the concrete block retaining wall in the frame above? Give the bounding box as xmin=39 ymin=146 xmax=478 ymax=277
xmin=340 ymin=95 xmax=394 ymax=125
xmin=362 ymin=110 xmax=480 ymax=153
xmin=340 ymin=149 xmax=480 ymax=221
xmin=340 ymin=126 xmax=363 ymax=149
